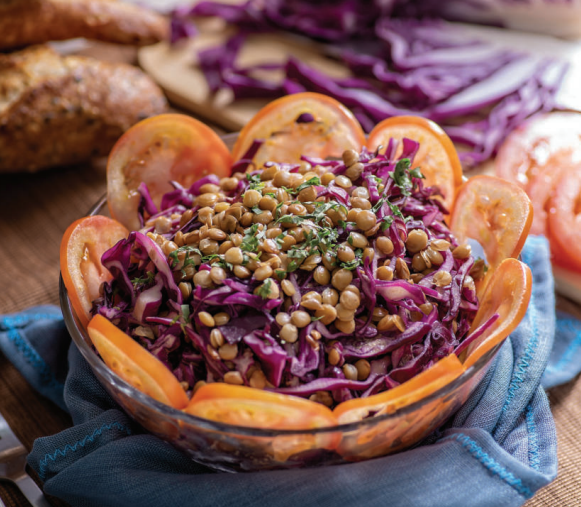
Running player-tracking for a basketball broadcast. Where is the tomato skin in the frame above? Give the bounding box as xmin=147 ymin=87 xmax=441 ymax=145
xmin=333 ymin=354 xmax=464 ymax=424
xmin=186 ymin=383 xmax=338 ymax=430
xmin=60 ymin=216 xmax=128 ymax=327
xmin=463 ymin=258 xmax=532 ymax=369
xmin=450 ymin=175 xmax=533 ymax=272
xmin=88 ymin=315 xmax=189 ymax=409
xmin=366 ymin=115 xmax=463 ymax=212
xmin=231 ymin=92 xmax=365 ymax=167
xmin=107 ymin=114 xmax=232 ymax=231
xmin=547 ymin=167 xmax=581 ymax=272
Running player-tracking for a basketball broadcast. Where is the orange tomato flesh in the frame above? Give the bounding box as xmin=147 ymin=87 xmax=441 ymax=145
xmin=107 ymin=114 xmax=232 ymax=231
xmin=463 ymin=258 xmax=532 ymax=369
xmin=186 ymin=383 xmax=337 ymax=430
xmin=88 ymin=315 xmax=189 ymax=409
xmin=366 ymin=116 xmax=463 ymax=212
xmin=333 ymin=354 xmax=464 ymax=424
xmin=450 ymin=175 xmax=533 ymax=273
xmin=60 ymin=216 xmax=128 ymax=327
xmin=231 ymin=92 xmax=365 ymax=168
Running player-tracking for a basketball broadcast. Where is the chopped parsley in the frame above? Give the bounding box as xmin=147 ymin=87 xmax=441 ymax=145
xmin=410 ymin=167 xmax=425 ymax=179
xmin=339 ymin=248 xmax=363 ymax=271
xmin=380 ymin=216 xmax=394 ymax=231
xmin=246 ymin=173 xmax=264 ymax=190
xmin=256 ymin=279 xmax=272 ymax=299
xmin=295 ymin=176 xmax=321 ymax=194
xmin=392 ymin=158 xmax=413 ymax=196
xmin=241 ymin=224 xmax=265 ymax=252
xmin=131 ymin=271 xmax=155 ymax=287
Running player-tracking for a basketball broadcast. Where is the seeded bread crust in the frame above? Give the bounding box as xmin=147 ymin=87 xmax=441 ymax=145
xmin=0 ymin=0 xmax=168 ymax=50
xmin=0 ymin=45 xmax=167 ymax=173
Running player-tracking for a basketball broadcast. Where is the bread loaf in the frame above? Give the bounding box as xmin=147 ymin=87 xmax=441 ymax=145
xmin=0 ymin=45 xmax=168 ymax=172
xmin=0 ymin=0 xmax=168 ymax=50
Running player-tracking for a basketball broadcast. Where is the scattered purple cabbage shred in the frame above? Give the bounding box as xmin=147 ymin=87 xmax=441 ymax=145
xmin=170 ymin=1 xmax=568 ymax=167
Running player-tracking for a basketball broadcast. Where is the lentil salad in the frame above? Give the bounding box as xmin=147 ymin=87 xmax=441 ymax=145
xmin=90 ymin=132 xmax=494 ymax=410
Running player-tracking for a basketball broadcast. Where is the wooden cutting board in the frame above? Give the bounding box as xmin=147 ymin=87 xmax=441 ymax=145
xmin=138 ymin=31 xmax=348 ymax=131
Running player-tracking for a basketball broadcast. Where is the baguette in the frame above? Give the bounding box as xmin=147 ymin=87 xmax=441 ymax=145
xmin=0 ymin=0 xmax=168 ymax=50
xmin=0 ymin=45 xmax=168 ymax=173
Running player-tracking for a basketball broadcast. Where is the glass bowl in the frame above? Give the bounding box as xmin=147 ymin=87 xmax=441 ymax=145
xmin=59 ymin=134 xmax=502 ymax=472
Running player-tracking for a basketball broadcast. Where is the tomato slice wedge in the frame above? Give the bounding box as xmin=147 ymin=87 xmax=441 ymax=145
xmin=107 ymin=114 xmax=232 ymax=231
xmin=450 ymin=175 xmax=533 ymax=273
xmin=88 ymin=315 xmax=189 ymax=409
xmin=366 ymin=116 xmax=463 ymax=212
xmin=463 ymin=258 xmax=532 ymax=369
xmin=333 ymin=354 xmax=464 ymax=425
xmin=495 ymin=112 xmax=581 ymax=190
xmin=60 ymin=215 xmax=128 ymax=327
xmin=527 ymin=158 xmax=566 ymax=236
xmin=186 ymin=383 xmax=337 ymax=430
xmin=231 ymin=92 xmax=365 ymax=167
xmin=547 ymin=166 xmax=581 ymax=272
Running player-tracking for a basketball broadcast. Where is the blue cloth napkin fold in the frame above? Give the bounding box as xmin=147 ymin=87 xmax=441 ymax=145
xmin=2 ymin=236 xmax=580 ymax=507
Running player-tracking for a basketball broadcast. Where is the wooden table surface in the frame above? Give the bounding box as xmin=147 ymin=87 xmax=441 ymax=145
xmin=1 ymin=41 xmax=581 ymax=507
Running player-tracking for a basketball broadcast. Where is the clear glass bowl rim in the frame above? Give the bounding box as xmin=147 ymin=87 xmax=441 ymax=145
xmin=59 ymin=132 xmax=501 ymax=438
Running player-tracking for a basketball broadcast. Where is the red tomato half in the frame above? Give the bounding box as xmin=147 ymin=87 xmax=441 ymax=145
xmin=527 ymin=158 xmax=566 ymax=236
xmin=107 ymin=114 xmax=232 ymax=231
xmin=547 ymin=167 xmax=581 ymax=272
xmin=367 ymin=116 xmax=463 ymax=212
xmin=231 ymin=92 xmax=366 ymax=168
xmin=60 ymin=216 xmax=128 ymax=327
xmin=495 ymin=112 xmax=581 ymax=190
xmin=88 ymin=315 xmax=189 ymax=409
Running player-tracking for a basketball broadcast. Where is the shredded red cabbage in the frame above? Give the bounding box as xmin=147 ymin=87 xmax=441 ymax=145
xmin=92 ymin=139 xmax=494 ymax=408
xmin=171 ymin=4 xmax=568 ymax=167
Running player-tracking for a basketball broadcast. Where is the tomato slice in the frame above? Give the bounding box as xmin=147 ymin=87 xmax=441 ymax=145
xmin=231 ymin=92 xmax=365 ymax=167
xmin=107 ymin=114 xmax=232 ymax=231
xmin=527 ymin=157 xmax=566 ymax=236
xmin=88 ymin=315 xmax=189 ymax=409
xmin=450 ymin=175 xmax=533 ymax=273
xmin=186 ymin=383 xmax=337 ymax=430
xmin=547 ymin=167 xmax=581 ymax=272
xmin=463 ymin=258 xmax=532 ymax=369
xmin=495 ymin=112 xmax=581 ymax=190
xmin=366 ymin=116 xmax=463 ymax=212
xmin=60 ymin=215 xmax=128 ymax=327
xmin=333 ymin=354 xmax=464 ymax=425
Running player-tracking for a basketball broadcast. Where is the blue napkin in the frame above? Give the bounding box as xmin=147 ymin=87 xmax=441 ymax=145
xmin=1 ymin=236 xmax=579 ymax=507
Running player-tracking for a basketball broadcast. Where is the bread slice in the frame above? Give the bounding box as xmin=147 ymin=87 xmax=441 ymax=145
xmin=0 ymin=45 xmax=167 ymax=172
xmin=0 ymin=0 xmax=168 ymax=50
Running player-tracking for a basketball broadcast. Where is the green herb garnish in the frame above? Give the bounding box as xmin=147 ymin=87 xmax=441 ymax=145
xmin=256 ymin=279 xmax=272 ymax=299
xmin=380 ymin=216 xmax=394 ymax=231
xmin=246 ymin=173 xmax=264 ymax=190
xmin=410 ymin=167 xmax=425 ymax=179
xmin=296 ymin=176 xmax=321 ymax=194
xmin=131 ymin=271 xmax=155 ymax=287
xmin=392 ymin=158 xmax=413 ymax=196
